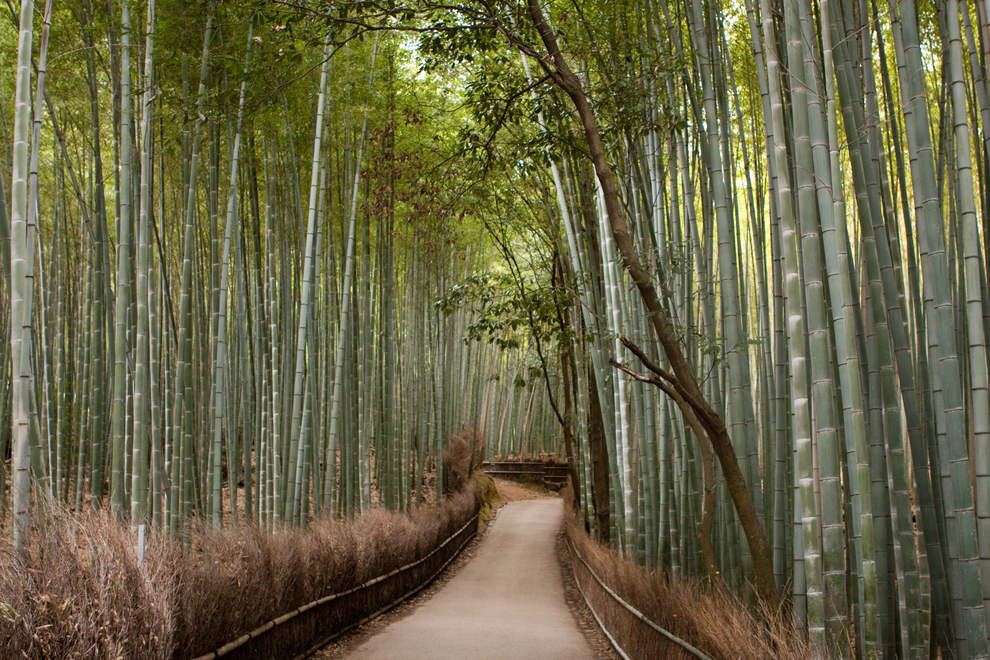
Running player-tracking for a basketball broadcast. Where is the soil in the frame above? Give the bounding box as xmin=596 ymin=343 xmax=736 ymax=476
xmin=489 ymin=477 xmax=558 ymax=503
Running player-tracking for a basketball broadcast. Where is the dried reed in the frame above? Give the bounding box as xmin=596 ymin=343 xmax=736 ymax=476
xmin=0 ymin=488 xmax=481 ymax=660
xmin=563 ymin=490 xmax=816 ymax=660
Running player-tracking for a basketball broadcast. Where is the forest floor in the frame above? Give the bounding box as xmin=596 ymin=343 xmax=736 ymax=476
xmin=311 ymin=478 xmax=616 ymax=660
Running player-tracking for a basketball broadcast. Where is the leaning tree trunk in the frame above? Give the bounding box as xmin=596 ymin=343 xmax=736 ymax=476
xmin=523 ymin=0 xmax=781 ymax=611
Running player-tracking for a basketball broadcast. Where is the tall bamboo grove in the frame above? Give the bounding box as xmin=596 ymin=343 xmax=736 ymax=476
xmin=11 ymin=0 xmax=990 ymax=658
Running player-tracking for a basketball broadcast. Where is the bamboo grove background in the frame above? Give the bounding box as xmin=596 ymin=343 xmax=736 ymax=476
xmin=8 ymin=0 xmax=990 ymax=658
xmin=0 ymin=1 xmax=544 ymax=541
xmin=428 ymin=0 xmax=990 ymax=657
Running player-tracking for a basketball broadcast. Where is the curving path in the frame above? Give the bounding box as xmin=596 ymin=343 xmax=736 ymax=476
xmin=344 ymin=499 xmax=596 ymax=660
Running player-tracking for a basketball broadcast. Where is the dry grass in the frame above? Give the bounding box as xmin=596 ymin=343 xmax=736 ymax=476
xmin=0 ymin=488 xmax=481 ymax=660
xmin=0 ymin=501 xmax=179 ymax=659
xmin=442 ymin=427 xmax=487 ymax=493
xmin=470 ymin=471 xmax=501 ymax=528
xmin=563 ymin=494 xmax=816 ymax=660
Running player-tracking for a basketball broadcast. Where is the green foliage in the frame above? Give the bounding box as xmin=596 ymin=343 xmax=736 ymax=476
xmin=418 ymin=11 xmax=502 ymax=69
xmin=437 ymin=270 xmax=570 ymax=350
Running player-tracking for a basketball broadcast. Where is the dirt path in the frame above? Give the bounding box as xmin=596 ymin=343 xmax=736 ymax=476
xmin=343 ymin=499 xmax=596 ymax=660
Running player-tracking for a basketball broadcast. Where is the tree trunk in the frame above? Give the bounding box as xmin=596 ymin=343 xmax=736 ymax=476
xmin=524 ymin=0 xmax=780 ymax=610
xmin=586 ymin=361 xmax=611 ymax=545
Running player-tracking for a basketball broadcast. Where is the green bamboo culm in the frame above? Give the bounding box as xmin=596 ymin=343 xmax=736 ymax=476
xmin=210 ymin=18 xmax=254 ymax=527
xmin=288 ymin=39 xmax=331 ymax=526
xmin=109 ymin=0 xmax=134 ymax=520
xmin=9 ymin=0 xmax=36 ymax=552
xmin=323 ymin=35 xmax=379 ymax=514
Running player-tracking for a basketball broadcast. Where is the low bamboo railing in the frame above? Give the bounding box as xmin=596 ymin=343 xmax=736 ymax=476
xmin=565 ymin=536 xmax=714 ymax=660
xmin=192 ymin=510 xmax=479 ymax=660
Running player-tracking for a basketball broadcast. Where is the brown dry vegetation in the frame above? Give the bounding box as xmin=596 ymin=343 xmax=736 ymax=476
xmin=442 ymin=427 xmax=487 ymax=493
xmin=563 ymin=493 xmax=815 ymax=660
xmin=0 ymin=488 xmax=480 ymax=660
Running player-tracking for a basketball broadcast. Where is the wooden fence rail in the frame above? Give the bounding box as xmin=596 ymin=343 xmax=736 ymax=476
xmin=191 ymin=510 xmax=479 ymax=660
xmin=565 ymin=537 xmax=714 ymax=660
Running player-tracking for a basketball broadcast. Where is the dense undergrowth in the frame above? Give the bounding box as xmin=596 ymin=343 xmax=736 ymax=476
xmin=0 ymin=487 xmax=481 ymax=659
xmin=563 ymin=492 xmax=814 ymax=660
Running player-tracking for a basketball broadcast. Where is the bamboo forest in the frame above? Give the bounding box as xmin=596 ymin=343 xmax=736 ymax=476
xmin=9 ymin=0 xmax=990 ymax=656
